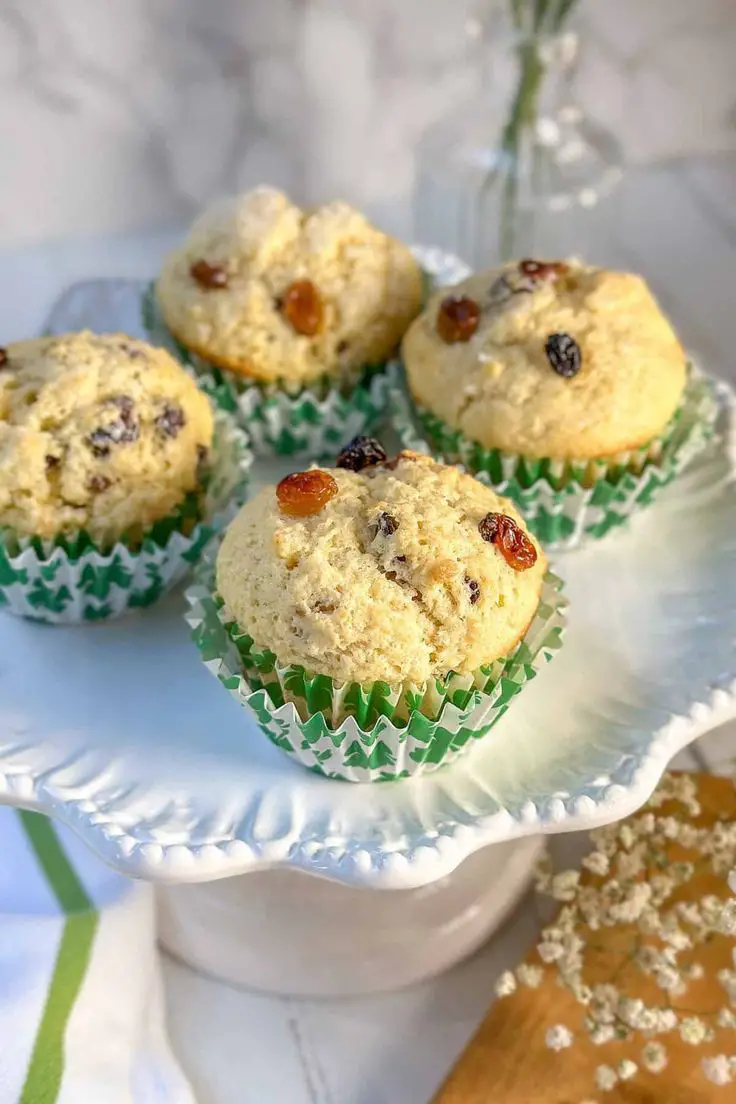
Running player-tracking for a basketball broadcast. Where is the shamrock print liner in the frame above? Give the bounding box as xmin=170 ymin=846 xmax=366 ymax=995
xmin=141 ymin=282 xmax=393 ymax=458
xmin=185 ymin=545 xmax=566 ymax=783
xmin=0 ymin=410 xmax=251 ymax=624
xmin=390 ymin=366 xmax=718 ymax=550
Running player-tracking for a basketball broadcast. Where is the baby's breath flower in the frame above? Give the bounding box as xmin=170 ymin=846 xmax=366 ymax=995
xmin=589 ymin=825 xmax=619 ymax=858
xmin=701 ymin=1055 xmax=734 ymax=1086
xmin=717 ymin=899 xmax=736 ymax=936
xmin=661 ymin=925 xmax=691 ymax=951
xmin=654 ymin=964 xmax=683 ymax=992
xmin=494 ymin=970 xmax=516 ymax=998
xmin=676 ymin=901 xmax=703 ymax=927
xmin=607 ymin=883 xmax=652 ymax=923
xmin=588 ymin=1023 xmax=617 ymax=1046
xmin=550 ymin=870 xmax=580 ymax=901
xmin=594 ymin=1065 xmax=618 ymax=1092
xmin=571 ymin=980 xmax=593 ymax=1005
xmin=537 ymin=940 xmax=564 ymax=964
xmin=582 ymin=850 xmax=610 ymax=877
xmin=638 ymin=907 xmax=663 ymax=935
xmin=617 ymin=1059 xmax=637 ymax=1081
xmin=717 ymin=1008 xmax=736 ymax=1029
xmin=717 ymin=968 xmax=736 ymax=1005
xmin=545 ymin=1024 xmax=573 ymax=1051
xmin=655 ymin=1008 xmax=678 ymax=1034
xmin=516 ymin=963 xmax=544 ymax=989
xmin=679 ymin=1016 xmax=708 ymax=1045
xmin=641 ymin=1041 xmax=668 ymax=1073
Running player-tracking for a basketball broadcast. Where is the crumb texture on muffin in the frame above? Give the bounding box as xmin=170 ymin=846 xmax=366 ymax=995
xmin=156 ymin=186 xmax=423 ymax=384
xmin=402 ymin=261 xmax=688 ymax=460
xmin=217 ymin=452 xmax=546 ymax=686
xmin=0 ymin=331 xmax=213 ymax=544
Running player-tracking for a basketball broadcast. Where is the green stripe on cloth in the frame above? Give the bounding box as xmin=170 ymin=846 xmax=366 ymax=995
xmin=17 ymin=811 xmax=99 ymax=1104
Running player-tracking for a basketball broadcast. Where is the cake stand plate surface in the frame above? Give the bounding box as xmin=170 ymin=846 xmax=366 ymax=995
xmin=0 ymin=276 xmax=735 ymax=897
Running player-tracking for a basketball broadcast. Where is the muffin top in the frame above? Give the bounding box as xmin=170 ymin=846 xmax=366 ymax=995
xmin=156 ymin=186 xmax=423 ymax=385
xmin=0 ymin=332 xmax=213 ymax=545
xmin=402 ymin=259 xmax=687 ymax=460
xmin=217 ymin=445 xmax=546 ymax=686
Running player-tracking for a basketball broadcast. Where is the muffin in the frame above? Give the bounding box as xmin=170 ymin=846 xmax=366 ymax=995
xmin=397 ymin=259 xmax=717 ymax=546
xmin=146 ymin=187 xmax=424 ymax=455
xmin=187 ymin=440 xmax=565 ymax=782
xmin=0 ymin=332 xmax=250 ymax=623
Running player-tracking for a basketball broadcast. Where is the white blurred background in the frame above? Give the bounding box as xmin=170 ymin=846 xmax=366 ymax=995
xmin=0 ymin=0 xmax=734 ymax=244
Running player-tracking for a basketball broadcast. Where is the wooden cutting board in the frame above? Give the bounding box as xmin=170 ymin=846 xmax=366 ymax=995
xmin=432 ymin=773 xmax=736 ymax=1104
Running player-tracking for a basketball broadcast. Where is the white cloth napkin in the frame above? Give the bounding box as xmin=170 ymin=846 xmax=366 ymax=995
xmin=0 ymin=807 xmax=195 ymax=1104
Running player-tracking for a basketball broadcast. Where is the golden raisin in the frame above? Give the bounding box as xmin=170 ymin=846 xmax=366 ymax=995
xmin=478 ymin=512 xmax=537 ymax=572
xmin=190 ymin=259 xmax=229 ymax=289
xmin=436 ymin=295 xmax=480 ymax=343
xmin=281 ymin=280 xmax=324 ymax=336
xmin=277 ymin=470 xmax=338 ymax=517
xmin=519 ymin=259 xmax=568 ymax=282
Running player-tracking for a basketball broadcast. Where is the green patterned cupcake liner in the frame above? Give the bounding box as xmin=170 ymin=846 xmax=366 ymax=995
xmin=184 ymin=547 xmax=566 ymax=783
xmin=0 ymin=410 xmax=252 ymax=624
xmin=390 ymin=366 xmax=718 ymax=549
xmin=141 ymin=282 xmax=392 ymax=458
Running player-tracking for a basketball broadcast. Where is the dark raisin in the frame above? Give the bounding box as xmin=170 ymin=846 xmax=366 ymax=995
xmin=545 ymin=332 xmax=581 ymax=378
xmin=395 ymin=554 xmax=407 ymax=563
xmin=336 ymin=339 xmax=350 ymax=354
xmin=45 ymin=454 xmax=60 ymax=471
xmin=478 ymin=512 xmax=538 ymax=571
xmin=0 ymin=347 xmax=7 ymax=368
xmin=436 ymin=295 xmax=480 ymax=343
xmin=190 ymin=259 xmax=228 ymax=289
xmin=87 ymin=396 xmax=139 ymax=457
xmin=110 ymin=394 xmax=135 ymax=420
xmin=519 ymin=259 xmax=569 ymax=282
xmin=277 ymin=470 xmax=338 ymax=517
xmin=88 ymin=474 xmax=112 ymax=493
xmin=281 ymin=280 xmax=324 ymax=336
xmin=465 ymin=575 xmax=481 ymax=605
xmin=312 ymin=598 xmax=336 ymax=614
xmin=336 ymin=435 xmax=387 ymax=472
xmin=155 ymin=404 xmax=186 ymax=438
xmin=118 ymin=341 xmax=146 ymax=360
xmin=478 ymin=513 xmax=501 ymax=544
xmin=376 ymin=511 xmax=399 ymax=536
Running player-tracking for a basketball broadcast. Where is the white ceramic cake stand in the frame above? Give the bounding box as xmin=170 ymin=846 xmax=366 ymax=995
xmin=0 ymin=276 xmax=734 ymax=997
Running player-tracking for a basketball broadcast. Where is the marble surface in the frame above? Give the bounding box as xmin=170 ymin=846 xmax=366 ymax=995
xmin=0 ymin=0 xmax=735 ymax=246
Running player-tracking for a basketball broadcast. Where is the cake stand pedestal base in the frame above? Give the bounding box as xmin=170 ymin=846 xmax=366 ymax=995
xmin=157 ymin=835 xmax=543 ymax=997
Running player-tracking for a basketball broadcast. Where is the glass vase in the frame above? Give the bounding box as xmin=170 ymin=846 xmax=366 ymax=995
xmin=413 ymin=9 xmax=623 ymax=268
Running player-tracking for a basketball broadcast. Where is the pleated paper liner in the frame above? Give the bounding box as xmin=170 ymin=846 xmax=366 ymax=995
xmin=141 ymin=282 xmax=395 ymax=458
xmin=185 ymin=548 xmax=566 ymax=783
xmin=0 ymin=410 xmax=252 ymax=624
xmin=390 ymin=367 xmax=718 ymax=550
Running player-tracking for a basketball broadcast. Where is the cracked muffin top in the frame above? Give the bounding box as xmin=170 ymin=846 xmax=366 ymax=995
xmin=0 ymin=332 xmax=213 ymax=545
xmin=401 ymin=259 xmax=687 ymax=460
xmin=156 ymin=186 xmax=423 ymax=385
xmin=216 ymin=445 xmax=546 ymax=686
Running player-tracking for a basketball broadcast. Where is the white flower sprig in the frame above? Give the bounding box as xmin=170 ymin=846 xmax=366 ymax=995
xmin=494 ymin=773 xmax=736 ymax=1096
